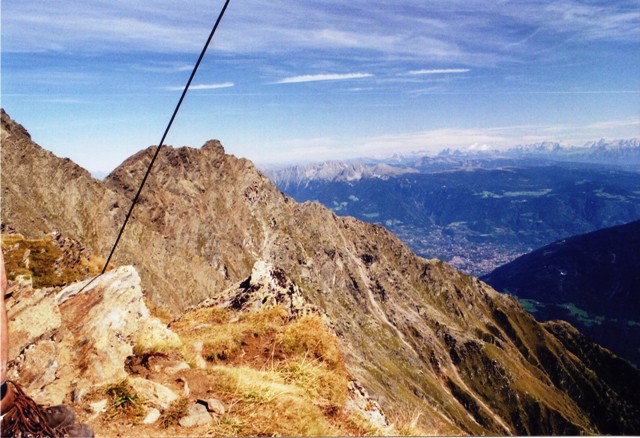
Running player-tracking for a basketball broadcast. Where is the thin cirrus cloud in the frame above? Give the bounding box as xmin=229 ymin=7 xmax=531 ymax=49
xmin=163 ymin=82 xmax=235 ymax=91
xmin=274 ymin=73 xmax=374 ymax=84
xmin=257 ymin=117 xmax=640 ymax=164
xmin=408 ymin=69 xmax=471 ymax=75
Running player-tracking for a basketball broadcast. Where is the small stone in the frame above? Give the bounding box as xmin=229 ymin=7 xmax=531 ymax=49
xmin=72 ymin=387 xmax=87 ymax=404
xmin=143 ymin=408 xmax=161 ymax=425
xmin=87 ymin=399 xmax=109 ymax=421
xmin=176 ymin=377 xmax=190 ymax=396
xmin=130 ymin=377 xmax=179 ymax=410
xmin=179 ymin=403 xmax=212 ymax=427
xmin=198 ymin=398 xmax=225 ymax=415
xmin=14 ymin=274 xmax=33 ymax=288
xmin=90 ymin=399 xmax=108 ymax=415
xmin=192 ymin=341 xmax=208 ymax=369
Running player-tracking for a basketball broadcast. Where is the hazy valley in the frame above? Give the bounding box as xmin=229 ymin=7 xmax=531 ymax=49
xmin=266 ymin=145 xmax=640 ymax=277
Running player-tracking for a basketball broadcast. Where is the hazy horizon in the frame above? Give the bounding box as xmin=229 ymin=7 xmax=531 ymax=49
xmin=2 ymin=0 xmax=639 ymax=174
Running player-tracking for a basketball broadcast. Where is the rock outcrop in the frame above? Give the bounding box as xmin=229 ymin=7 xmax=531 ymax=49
xmin=5 ymin=265 xmax=179 ymax=406
xmin=5 ymin=257 xmax=393 ymax=436
xmin=2 ymin=109 xmax=640 ymax=435
xmin=196 ymin=260 xmax=323 ymax=320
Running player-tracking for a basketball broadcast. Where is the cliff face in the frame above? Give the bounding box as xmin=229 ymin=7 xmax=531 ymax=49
xmin=2 ymin=109 xmax=639 ymax=435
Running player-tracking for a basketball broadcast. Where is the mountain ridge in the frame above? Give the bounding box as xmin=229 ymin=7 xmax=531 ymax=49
xmin=264 ymin=138 xmax=640 ymax=186
xmin=2 ymin=109 xmax=640 ymax=435
xmin=482 ymin=219 xmax=640 ymax=367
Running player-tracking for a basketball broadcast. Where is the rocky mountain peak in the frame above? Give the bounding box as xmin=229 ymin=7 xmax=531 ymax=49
xmin=2 ymin=109 xmax=640 ymax=435
xmin=1 ymin=108 xmax=31 ymax=141
xmin=201 ymin=139 xmax=225 ymax=155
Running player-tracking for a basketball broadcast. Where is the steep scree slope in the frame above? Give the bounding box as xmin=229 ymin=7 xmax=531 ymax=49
xmin=2 ymin=109 xmax=639 ymax=435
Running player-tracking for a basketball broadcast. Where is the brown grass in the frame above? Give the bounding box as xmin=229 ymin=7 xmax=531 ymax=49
xmin=173 ymin=306 xmax=288 ymax=364
xmin=159 ymin=397 xmax=190 ymax=429
xmin=164 ymin=304 xmax=374 ymax=436
xmin=205 ymin=365 xmax=341 ymax=436
xmin=278 ymin=314 xmax=346 ymax=371
xmin=101 ymin=380 xmax=146 ymax=422
xmin=1 ymin=233 xmax=103 ymax=288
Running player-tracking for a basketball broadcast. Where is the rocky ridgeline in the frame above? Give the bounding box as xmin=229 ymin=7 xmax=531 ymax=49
xmin=2 ymin=109 xmax=640 ymax=435
xmin=194 ymin=260 xmax=324 ymax=321
xmin=5 ymin=257 xmax=392 ymax=436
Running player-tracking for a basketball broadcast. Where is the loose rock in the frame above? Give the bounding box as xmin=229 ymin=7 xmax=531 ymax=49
xmin=198 ymin=398 xmax=225 ymax=415
xmin=178 ymin=403 xmax=212 ymax=427
xmin=129 ymin=377 xmax=179 ymax=410
xmin=143 ymin=408 xmax=161 ymax=425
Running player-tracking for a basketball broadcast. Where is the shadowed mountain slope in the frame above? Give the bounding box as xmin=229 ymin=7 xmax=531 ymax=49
xmin=2 ymin=109 xmax=640 ymax=435
xmin=482 ymin=220 xmax=640 ymax=367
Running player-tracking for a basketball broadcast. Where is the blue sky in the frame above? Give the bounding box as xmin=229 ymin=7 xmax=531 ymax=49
xmin=2 ymin=0 xmax=639 ymax=173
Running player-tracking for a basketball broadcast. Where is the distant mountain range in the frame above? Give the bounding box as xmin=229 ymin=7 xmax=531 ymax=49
xmin=265 ymin=141 xmax=640 ymax=276
xmin=3 ymin=109 xmax=640 ymax=435
xmin=264 ymin=139 xmax=640 ymax=186
xmin=425 ymin=139 xmax=640 ymax=169
xmin=481 ymin=220 xmax=640 ymax=367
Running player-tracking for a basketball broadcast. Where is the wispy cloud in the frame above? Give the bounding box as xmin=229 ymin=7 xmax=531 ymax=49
xmin=583 ymin=118 xmax=640 ymax=130
xmin=540 ymin=1 xmax=640 ymax=41
xmin=253 ymin=118 xmax=640 ymax=164
xmin=408 ymin=69 xmax=471 ymax=75
xmin=351 ymin=119 xmax=640 ymax=157
xmin=132 ymin=63 xmax=195 ymax=74
xmin=274 ymin=73 xmax=373 ymax=84
xmin=4 ymin=0 xmax=639 ymax=65
xmin=163 ymin=82 xmax=235 ymax=91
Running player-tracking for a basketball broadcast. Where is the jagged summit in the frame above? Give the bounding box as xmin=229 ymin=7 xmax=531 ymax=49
xmin=2 ymin=109 xmax=640 ymax=435
xmin=201 ymin=139 xmax=225 ymax=154
xmin=1 ymin=108 xmax=31 ymax=141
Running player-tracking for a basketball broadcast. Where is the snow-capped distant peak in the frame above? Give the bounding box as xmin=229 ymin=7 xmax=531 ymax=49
xmin=467 ymin=143 xmax=492 ymax=151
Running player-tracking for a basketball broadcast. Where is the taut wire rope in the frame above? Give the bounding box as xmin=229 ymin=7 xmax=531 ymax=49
xmin=101 ymin=0 xmax=232 ymax=275
xmin=79 ymin=0 xmax=232 ymax=292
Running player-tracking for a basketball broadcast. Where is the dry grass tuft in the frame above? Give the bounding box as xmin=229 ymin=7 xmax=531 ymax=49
xmin=278 ymin=355 xmax=349 ymax=411
xmin=173 ymin=306 xmax=288 ymax=364
xmin=171 ymin=306 xmax=230 ymax=330
xmin=278 ymin=314 xmax=346 ymax=370
xmin=159 ymin=397 xmax=190 ymax=429
xmin=132 ymin=319 xmax=183 ymax=356
xmin=102 ymin=380 xmax=146 ymax=421
xmin=340 ymin=410 xmax=386 ymax=436
xmin=144 ymin=300 xmax=174 ymax=325
xmin=205 ymin=365 xmax=340 ymax=436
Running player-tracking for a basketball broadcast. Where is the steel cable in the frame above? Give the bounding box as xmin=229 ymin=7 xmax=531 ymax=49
xmin=100 ymin=0 xmax=232 ymax=275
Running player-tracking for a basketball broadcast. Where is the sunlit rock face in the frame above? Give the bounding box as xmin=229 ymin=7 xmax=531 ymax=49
xmin=5 ymin=265 xmax=179 ymax=406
